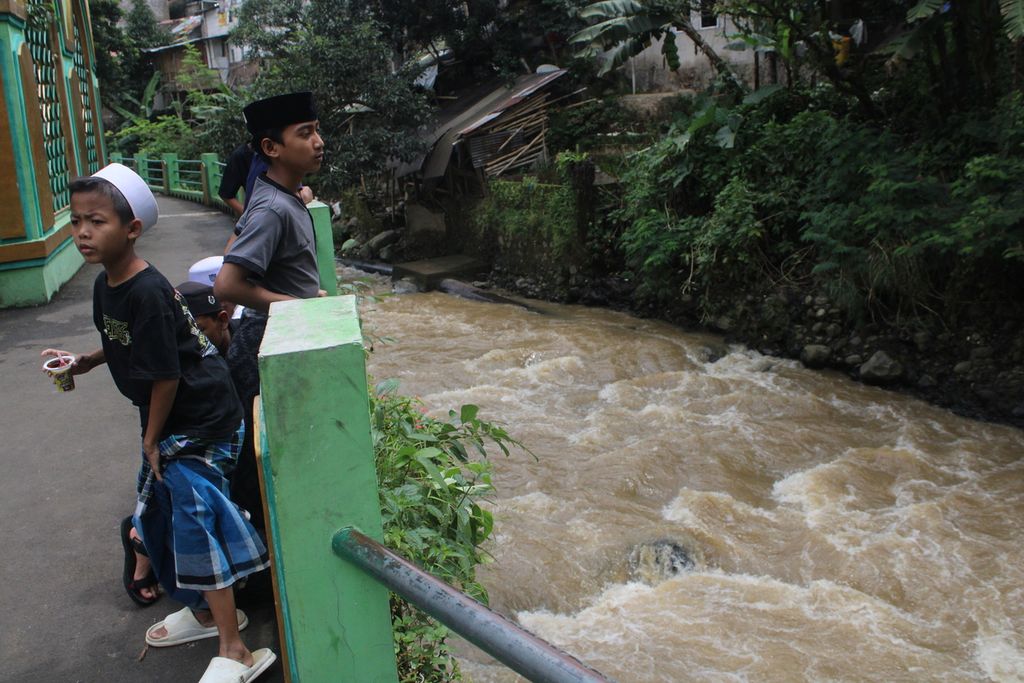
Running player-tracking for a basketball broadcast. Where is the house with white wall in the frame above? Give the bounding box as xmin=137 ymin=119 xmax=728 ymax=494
xmin=623 ymin=8 xmax=757 ymax=93
xmin=197 ymin=0 xmax=252 ymax=84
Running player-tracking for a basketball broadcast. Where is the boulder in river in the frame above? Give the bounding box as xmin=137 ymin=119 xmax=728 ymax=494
xmin=629 ymin=540 xmax=695 ymax=585
xmin=392 ymin=278 xmax=421 ymax=294
xmin=859 ymin=350 xmax=903 ymax=384
xmin=801 ymin=344 xmax=832 ymax=368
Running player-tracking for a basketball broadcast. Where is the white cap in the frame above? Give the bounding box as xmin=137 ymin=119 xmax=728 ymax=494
xmin=92 ymin=163 xmax=159 ymax=231
xmin=189 ymin=255 xmax=224 ymax=285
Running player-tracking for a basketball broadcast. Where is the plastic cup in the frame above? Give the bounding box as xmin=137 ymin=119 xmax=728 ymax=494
xmin=43 ymin=355 xmax=75 ymax=392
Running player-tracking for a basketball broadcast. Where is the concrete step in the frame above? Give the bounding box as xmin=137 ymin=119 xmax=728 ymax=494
xmin=391 ymin=255 xmax=490 ymax=290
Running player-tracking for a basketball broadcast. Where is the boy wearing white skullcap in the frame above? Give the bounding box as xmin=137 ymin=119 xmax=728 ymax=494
xmin=40 ymin=164 xmax=276 ymax=683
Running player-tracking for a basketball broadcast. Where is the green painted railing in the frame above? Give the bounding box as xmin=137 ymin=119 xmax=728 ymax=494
xmin=111 ymin=152 xmax=219 ymax=206
xmin=258 ymin=296 xmax=398 ymax=682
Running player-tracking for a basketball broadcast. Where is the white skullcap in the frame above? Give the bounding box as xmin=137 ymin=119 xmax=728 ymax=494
xmin=92 ymin=163 xmax=159 ymax=231
xmin=189 ymin=255 xmax=224 ymax=284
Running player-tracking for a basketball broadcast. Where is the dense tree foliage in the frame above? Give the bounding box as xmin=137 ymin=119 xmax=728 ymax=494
xmin=231 ymin=0 xmax=431 ymax=193
xmin=88 ymin=0 xmax=169 ymax=116
xmin=561 ymin=0 xmax=1024 ymax=330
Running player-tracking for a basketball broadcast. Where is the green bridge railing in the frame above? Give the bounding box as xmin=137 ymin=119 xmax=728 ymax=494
xmin=110 ymin=151 xmax=228 ymax=208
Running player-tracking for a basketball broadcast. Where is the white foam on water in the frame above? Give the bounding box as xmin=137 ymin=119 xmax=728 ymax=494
xmin=497 ymin=490 xmax=565 ymax=517
xmin=512 ymin=571 xmax=980 ymax=682
xmin=663 ymin=488 xmax=780 ymax=529
xmin=973 ymin=617 xmax=1024 ymax=682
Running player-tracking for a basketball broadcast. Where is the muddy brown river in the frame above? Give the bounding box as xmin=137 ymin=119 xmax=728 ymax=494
xmin=355 ymin=272 xmax=1024 ymax=682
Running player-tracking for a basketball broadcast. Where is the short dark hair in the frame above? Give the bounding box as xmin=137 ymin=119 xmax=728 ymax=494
xmin=252 ymin=126 xmax=285 ymax=163
xmin=68 ymin=176 xmax=135 ymax=225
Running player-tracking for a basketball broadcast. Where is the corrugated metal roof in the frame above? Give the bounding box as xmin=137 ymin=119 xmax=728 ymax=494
xmin=457 ymin=69 xmax=567 ymax=137
xmin=417 ymin=69 xmax=568 ymax=180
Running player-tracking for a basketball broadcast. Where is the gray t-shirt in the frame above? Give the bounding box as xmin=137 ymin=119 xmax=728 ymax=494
xmin=224 ymin=174 xmax=320 ymax=299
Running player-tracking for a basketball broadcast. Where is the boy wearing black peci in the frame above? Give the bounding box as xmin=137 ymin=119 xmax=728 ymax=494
xmin=41 ymin=163 xmax=276 ymax=683
xmin=214 ymin=91 xmax=326 ymax=526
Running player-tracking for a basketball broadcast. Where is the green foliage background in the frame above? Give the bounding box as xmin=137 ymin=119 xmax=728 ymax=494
xmin=613 ymin=88 xmax=1024 ymax=326
xmin=556 ymin=0 xmax=1024 ymax=331
xmin=471 ymin=177 xmax=578 ymax=273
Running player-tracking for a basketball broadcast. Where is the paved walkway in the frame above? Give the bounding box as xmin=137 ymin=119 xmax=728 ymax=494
xmin=0 ymin=196 xmax=284 ymax=683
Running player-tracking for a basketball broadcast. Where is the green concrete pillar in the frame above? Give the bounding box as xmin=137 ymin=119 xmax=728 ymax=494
xmin=162 ymin=152 xmax=179 ymax=193
xmin=257 ymin=296 xmax=398 ymax=683
xmin=308 ymin=200 xmax=337 ymax=295
xmin=201 ymin=152 xmax=219 ymax=206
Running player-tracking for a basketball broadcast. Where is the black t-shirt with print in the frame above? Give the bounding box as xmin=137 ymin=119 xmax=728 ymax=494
xmin=93 ymin=265 xmax=242 ymax=440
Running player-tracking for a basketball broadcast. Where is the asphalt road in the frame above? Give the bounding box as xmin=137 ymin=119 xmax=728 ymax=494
xmin=0 ymin=196 xmax=284 ymax=683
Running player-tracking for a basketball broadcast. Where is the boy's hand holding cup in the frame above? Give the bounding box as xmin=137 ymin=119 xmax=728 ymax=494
xmin=41 ymin=348 xmax=99 ymax=392
xmin=41 ymin=350 xmax=76 ymax=392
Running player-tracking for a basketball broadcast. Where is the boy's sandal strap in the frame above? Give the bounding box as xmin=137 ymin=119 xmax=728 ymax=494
xmin=125 ymin=571 xmax=160 ymax=606
xmin=130 ymin=535 xmax=149 ymax=557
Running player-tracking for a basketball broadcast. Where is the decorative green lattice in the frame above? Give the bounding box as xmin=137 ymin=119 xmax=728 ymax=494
xmin=72 ymin=19 xmax=98 ymax=173
xmin=26 ymin=0 xmax=71 ymax=211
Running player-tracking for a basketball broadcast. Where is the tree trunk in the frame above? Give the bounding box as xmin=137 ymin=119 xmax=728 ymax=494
xmin=931 ymin=27 xmax=953 ymax=116
xmin=674 ymin=17 xmax=745 ymax=92
xmin=950 ymin=0 xmax=974 ymax=103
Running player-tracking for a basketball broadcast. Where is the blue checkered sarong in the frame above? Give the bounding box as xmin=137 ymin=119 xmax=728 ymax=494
xmin=133 ymin=425 xmax=269 ymax=600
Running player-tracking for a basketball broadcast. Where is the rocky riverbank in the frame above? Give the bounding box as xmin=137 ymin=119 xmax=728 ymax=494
xmin=483 ymin=266 xmax=1024 ymax=430
xmin=334 ymin=206 xmax=1023 ymax=430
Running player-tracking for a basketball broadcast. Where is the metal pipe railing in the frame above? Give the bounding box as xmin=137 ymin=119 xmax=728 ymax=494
xmin=332 ymin=527 xmax=614 ymax=683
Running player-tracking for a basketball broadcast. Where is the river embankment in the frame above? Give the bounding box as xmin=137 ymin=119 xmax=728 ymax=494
xmin=337 ymin=171 xmax=1023 ymax=430
xmin=480 ymin=266 xmax=1024 ymax=430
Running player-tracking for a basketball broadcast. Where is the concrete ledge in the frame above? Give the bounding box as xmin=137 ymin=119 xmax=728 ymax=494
xmin=392 ymin=254 xmax=489 ymax=290
xmin=0 ymin=238 xmax=83 ymax=307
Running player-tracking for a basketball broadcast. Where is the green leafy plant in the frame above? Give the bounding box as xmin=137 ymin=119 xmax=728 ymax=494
xmin=232 ymin=0 xmax=431 ymax=194
xmin=613 ymin=76 xmax=1024 ymax=328
xmin=371 ymin=382 xmax=530 ymax=681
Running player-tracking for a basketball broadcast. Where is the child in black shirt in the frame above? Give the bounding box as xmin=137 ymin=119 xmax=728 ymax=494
xmin=41 ymin=163 xmax=276 ymax=683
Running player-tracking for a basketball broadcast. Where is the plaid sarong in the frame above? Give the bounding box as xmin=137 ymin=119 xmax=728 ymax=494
xmin=136 ymin=427 xmax=243 ymax=506
xmin=133 ymin=425 xmax=269 ymax=598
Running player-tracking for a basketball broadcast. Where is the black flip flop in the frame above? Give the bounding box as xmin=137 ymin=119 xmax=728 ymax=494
xmin=120 ymin=516 xmax=160 ymax=607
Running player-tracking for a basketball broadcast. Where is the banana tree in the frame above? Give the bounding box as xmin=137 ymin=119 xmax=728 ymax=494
xmin=570 ymin=0 xmax=745 ymax=91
